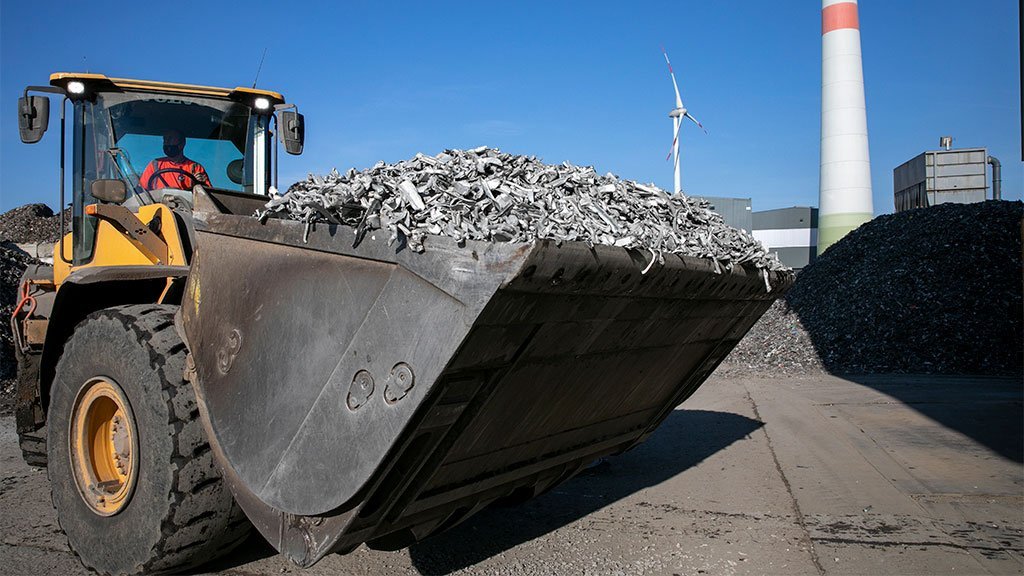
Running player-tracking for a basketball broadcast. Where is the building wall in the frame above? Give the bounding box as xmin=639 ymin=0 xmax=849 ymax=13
xmin=695 ymin=196 xmax=752 ymax=232
xmin=769 ymin=247 xmax=817 ymax=270
xmin=752 ymin=207 xmax=818 ymax=269
xmin=894 ymin=148 xmax=988 ymax=212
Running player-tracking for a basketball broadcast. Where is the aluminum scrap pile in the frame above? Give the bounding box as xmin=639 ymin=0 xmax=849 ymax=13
xmin=718 ymin=200 xmax=1023 ymax=377
xmin=262 ymin=147 xmax=785 ymax=274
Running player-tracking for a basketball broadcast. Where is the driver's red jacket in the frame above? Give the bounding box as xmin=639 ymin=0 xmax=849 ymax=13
xmin=139 ymin=157 xmax=212 ymax=191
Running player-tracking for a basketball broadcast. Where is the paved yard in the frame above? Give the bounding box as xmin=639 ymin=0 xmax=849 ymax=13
xmin=1 ymin=374 xmax=1021 ymax=575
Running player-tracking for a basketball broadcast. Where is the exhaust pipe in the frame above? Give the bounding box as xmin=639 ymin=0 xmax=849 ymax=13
xmin=988 ymin=155 xmax=1002 ymax=200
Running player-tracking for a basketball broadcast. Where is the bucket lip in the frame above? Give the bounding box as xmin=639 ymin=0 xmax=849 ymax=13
xmin=515 ymin=240 xmax=794 ymax=300
xmin=195 ymin=211 xmax=793 ymax=293
xmin=195 ymin=210 xmax=532 ymax=264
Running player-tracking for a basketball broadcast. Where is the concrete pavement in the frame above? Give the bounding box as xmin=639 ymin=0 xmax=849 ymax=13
xmin=1 ymin=374 xmax=1020 ymax=575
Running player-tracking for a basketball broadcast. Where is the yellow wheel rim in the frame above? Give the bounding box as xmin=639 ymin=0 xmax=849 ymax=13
xmin=69 ymin=377 xmax=138 ymax=516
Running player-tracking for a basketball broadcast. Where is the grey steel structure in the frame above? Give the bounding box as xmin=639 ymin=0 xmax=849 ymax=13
xmin=893 ymin=148 xmax=990 ymax=212
xmin=752 ymin=207 xmax=819 ymax=270
xmin=695 ymin=196 xmax=753 ymax=232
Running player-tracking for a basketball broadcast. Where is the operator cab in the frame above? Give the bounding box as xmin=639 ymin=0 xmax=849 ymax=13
xmin=17 ymin=73 xmax=304 ymax=266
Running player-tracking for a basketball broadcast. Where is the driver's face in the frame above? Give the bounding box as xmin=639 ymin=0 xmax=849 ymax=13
xmin=163 ymin=134 xmax=184 ymax=148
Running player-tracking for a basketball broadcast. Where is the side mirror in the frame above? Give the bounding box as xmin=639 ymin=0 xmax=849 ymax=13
xmin=18 ymin=96 xmax=49 ymax=144
xmin=280 ymin=110 xmax=304 ymax=155
xmin=91 ymin=179 xmax=128 ymax=204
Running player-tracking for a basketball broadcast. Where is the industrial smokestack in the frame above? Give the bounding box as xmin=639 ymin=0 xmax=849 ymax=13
xmin=818 ymin=0 xmax=873 ymax=255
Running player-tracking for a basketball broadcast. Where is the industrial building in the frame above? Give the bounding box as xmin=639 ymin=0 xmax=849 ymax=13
xmin=696 ymin=196 xmax=752 ymax=232
xmin=752 ymin=207 xmax=819 ymax=270
xmin=893 ymin=142 xmax=1002 ymax=212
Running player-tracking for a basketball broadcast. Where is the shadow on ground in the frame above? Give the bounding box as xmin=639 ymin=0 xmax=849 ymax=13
xmin=405 ymin=408 xmax=762 ymax=575
xmin=193 ymin=533 xmax=277 ymax=574
xmin=780 ymin=201 xmax=1023 ymax=463
xmin=199 ymin=409 xmax=761 ymax=574
xmin=840 ymin=374 xmax=1023 ymax=463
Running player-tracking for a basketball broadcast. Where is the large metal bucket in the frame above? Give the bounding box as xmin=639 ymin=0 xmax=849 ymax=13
xmin=180 ymin=190 xmax=792 ymax=566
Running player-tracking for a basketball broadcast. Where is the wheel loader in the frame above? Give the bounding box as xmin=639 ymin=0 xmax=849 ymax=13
xmin=11 ymin=73 xmax=792 ymax=574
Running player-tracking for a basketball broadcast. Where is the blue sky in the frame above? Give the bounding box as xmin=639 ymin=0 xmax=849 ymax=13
xmin=1 ymin=0 xmax=1019 ymax=213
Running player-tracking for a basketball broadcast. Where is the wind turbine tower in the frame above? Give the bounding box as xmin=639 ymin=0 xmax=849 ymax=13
xmin=819 ymin=0 xmax=873 ymax=253
xmin=662 ymin=48 xmax=705 ymax=195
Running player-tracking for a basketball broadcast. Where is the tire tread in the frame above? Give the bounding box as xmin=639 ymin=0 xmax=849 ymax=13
xmin=18 ymin=428 xmax=47 ymax=467
xmin=49 ymin=304 xmax=250 ymax=575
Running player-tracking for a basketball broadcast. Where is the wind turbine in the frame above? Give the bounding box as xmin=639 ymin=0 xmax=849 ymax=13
xmin=662 ymin=47 xmax=706 ymax=195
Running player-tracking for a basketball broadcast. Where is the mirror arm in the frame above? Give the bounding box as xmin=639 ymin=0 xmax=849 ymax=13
xmin=272 ymin=114 xmax=279 ymax=191
xmin=58 ymin=96 xmax=72 ymax=265
xmin=23 ymin=85 xmax=65 ymax=99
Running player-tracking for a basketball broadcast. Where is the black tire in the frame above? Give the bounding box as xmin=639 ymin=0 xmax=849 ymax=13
xmin=18 ymin=426 xmax=47 ymax=467
xmin=47 ymin=304 xmax=251 ymax=575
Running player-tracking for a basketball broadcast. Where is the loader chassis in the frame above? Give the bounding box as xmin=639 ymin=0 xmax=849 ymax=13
xmin=13 ymin=72 xmax=792 ymax=574
xmin=12 ymin=73 xmax=289 ymax=574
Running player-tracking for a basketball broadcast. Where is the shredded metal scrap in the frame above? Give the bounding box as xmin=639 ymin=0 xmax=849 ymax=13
xmin=260 ymin=147 xmax=785 ymax=274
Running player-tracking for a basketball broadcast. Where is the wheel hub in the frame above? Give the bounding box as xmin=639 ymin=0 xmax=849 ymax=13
xmin=69 ymin=377 xmax=138 ymax=516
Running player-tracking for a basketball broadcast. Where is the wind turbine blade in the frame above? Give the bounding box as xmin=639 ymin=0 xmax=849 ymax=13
xmin=666 ymin=117 xmax=681 ymax=161
xmin=661 ymin=47 xmax=683 ymax=108
xmin=685 ymin=112 xmax=708 ymax=134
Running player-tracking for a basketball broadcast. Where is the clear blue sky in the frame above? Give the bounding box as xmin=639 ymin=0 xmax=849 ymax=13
xmin=1 ymin=0 xmax=1019 ymax=213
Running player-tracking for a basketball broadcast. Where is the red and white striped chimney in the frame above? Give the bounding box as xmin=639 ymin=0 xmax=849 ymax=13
xmin=819 ymin=0 xmax=873 ymax=254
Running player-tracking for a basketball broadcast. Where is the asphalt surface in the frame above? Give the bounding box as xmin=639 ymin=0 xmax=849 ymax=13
xmin=1 ymin=374 xmax=1021 ymax=575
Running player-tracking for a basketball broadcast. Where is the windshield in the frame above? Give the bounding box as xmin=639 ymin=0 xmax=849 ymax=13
xmin=101 ymin=91 xmax=256 ymax=193
xmin=72 ymin=91 xmax=268 ymax=264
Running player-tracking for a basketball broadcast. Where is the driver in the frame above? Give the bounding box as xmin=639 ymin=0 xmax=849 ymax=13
xmin=139 ymin=129 xmax=212 ymax=191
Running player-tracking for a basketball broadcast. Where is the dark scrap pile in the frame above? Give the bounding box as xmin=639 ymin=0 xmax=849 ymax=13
xmin=716 ymin=300 xmax=826 ymax=376
xmin=1 ymin=203 xmax=65 ymax=413
xmin=263 ymin=147 xmax=785 ymax=274
xmin=0 ymin=245 xmax=35 ymax=413
xmin=0 ymin=203 xmax=68 ymax=243
xmin=720 ymin=200 xmax=1023 ymax=376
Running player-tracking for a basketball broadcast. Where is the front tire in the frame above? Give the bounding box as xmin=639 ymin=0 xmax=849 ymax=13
xmin=47 ymin=305 xmax=250 ymax=575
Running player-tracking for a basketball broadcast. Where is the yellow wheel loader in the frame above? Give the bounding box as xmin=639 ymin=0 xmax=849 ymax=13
xmin=12 ymin=73 xmax=791 ymax=575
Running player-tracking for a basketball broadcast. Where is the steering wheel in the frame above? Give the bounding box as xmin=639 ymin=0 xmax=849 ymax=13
xmin=147 ymin=168 xmax=200 ymax=191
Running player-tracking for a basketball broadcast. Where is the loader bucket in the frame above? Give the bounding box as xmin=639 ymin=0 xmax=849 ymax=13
xmin=181 ymin=190 xmax=792 ymax=566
